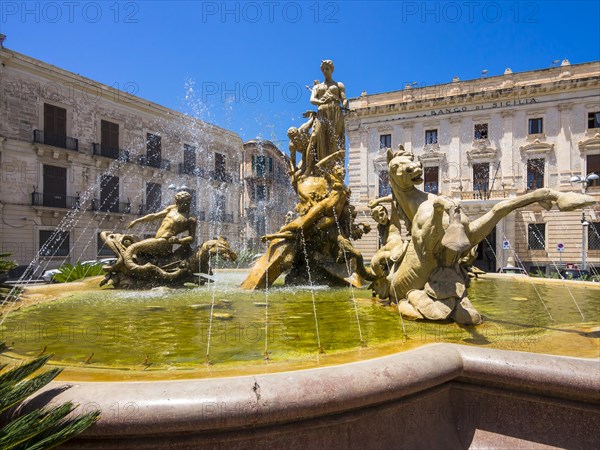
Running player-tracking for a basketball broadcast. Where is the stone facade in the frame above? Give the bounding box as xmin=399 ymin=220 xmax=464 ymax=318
xmin=347 ymin=61 xmax=600 ymax=274
xmin=0 ymin=47 xmax=244 ymax=274
xmin=241 ymin=140 xmax=295 ymax=251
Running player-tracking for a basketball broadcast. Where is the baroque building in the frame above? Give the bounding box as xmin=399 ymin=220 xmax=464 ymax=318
xmin=347 ymin=60 xmax=600 ymax=274
xmin=0 ymin=46 xmax=244 ymax=274
xmin=241 ymin=139 xmax=295 ymax=251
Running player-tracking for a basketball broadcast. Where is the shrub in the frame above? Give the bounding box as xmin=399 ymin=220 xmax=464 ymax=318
xmin=52 ymin=262 xmax=105 ymax=283
xmin=0 ymin=342 xmax=100 ymax=448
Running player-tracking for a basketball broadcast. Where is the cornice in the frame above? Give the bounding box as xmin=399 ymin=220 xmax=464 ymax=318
xmin=578 ymin=132 xmax=600 ymax=153
xmin=467 ymin=140 xmax=499 ymax=163
xmin=519 ymin=139 xmax=555 ymax=156
xmin=350 ymin=77 xmax=600 ymax=119
xmin=1 ymin=47 xmax=241 ymax=141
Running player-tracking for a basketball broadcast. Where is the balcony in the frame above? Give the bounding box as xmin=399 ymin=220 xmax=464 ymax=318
xmin=91 ymin=198 xmax=132 ymax=214
xmin=460 ymin=190 xmax=507 ymax=200
xmin=178 ymin=164 xmax=205 ymax=177
xmin=138 ymin=155 xmax=171 ymax=170
xmin=208 ymin=170 xmax=234 ymax=183
xmin=33 ymin=130 xmax=78 ymax=151
xmin=208 ymin=211 xmax=234 ymax=223
xmin=92 ymin=143 xmax=130 ymax=161
xmin=32 ymin=192 xmax=80 ymax=209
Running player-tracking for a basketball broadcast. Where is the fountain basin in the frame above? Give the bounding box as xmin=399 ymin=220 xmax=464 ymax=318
xmin=2 ymin=272 xmax=598 ymax=448
xmin=22 ymin=344 xmax=599 ymax=449
xmin=2 ymin=272 xmax=598 ymax=379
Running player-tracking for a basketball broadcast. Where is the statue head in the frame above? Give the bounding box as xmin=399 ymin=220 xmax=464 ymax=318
xmin=320 ymin=60 xmax=334 ymax=75
xmin=175 ymin=191 xmax=192 ymax=208
xmin=386 ymin=144 xmax=423 ymax=191
xmin=371 ymin=204 xmax=389 ymax=225
xmin=287 ymin=126 xmax=299 ymax=138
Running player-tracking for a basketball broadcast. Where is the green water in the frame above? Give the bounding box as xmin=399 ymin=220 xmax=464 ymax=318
xmin=1 ymin=273 xmax=598 ymax=375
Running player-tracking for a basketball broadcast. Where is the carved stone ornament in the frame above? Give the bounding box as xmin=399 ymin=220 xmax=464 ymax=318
xmin=578 ymin=132 xmax=600 ymax=154
xmin=467 ymin=139 xmax=498 ymax=163
xmin=418 ymin=143 xmax=446 ymax=165
xmin=519 ymin=138 xmax=555 ymax=157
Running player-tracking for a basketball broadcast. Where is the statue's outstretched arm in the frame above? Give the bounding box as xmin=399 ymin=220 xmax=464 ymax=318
xmin=128 ymin=208 xmax=169 ymax=229
xmin=368 ymin=195 xmax=393 ymax=208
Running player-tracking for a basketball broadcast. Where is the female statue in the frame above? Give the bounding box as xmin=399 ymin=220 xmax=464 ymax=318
xmin=310 ymin=60 xmax=348 ymax=163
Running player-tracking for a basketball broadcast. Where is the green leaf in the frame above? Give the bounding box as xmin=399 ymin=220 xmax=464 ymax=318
xmin=0 ymin=368 xmax=63 ymax=413
xmin=0 ymin=355 xmax=53 ymax=387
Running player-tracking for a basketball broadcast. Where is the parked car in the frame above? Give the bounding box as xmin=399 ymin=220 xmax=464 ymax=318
xmin=559 ymin=269 xmax=592 ymax=280
xmin=497 ymin=266 xmax=529 ymax=276
xmin=42 ymin=258 xmax=116 ymax=283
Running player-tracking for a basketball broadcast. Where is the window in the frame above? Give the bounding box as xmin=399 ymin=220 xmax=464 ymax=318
xmin=473 ymin=163 xmax=489 ymax=194
xmin=380 ymin=134 xmax=391 ymax=149
xmin=378 ymin=170 xmax=391 ymax=197
xmin=97 ymin=233 xmax=114 ymax=257
xmin=187 ymin=189 xmax=198 ymax=214
xmin=256 ymin=185 xmax=267 ymax=202
xmin=425 ymin=129 xmax=438 ymax=145
xmin=256 ymin=215 xmax=266 ymax=236
xmin=100 ymin=175 xmax=120 ymax=212
xmin=587 ymin=154 xmax=600 ymax=188
xmin=589 ymin=222 xmax=600 ymax=250
xmin=43 ymin=103 xmax=67 ymax=148
xmin=146 ymin=182 xmax=162 ymax=213
xmin=269 ymin=156 xmax=273 ymax=173
xmin=39 ymin=230 xmax=69 ymax=257
xmin=100 ymin=120 xmax=119 ymax=158
xmin=183 ymin=144 xmax=196 ymax=174
xmin=526 ymin=158 xmax=544 ymax=190
xmin=588 ymin=112 xmax=600 ymax=129
xmin=528 ymin=223 xmax=546 ymax=250
xmin=254 ymin=155 xmax=266 ymax=177
xmin=424 ymin=166 xmax=439 ymax=194
xmin=42 ymin=165 xmax=67 ymax=208
xmin=528 ymin=118 xmax=543 ymax=134
xmin=146 ymin=133 xmax=162 ymax=168
xmin=215 ymin=152 xmax=226 ymax=179
xmin=474 ymin=123 xmax=488 ymax=140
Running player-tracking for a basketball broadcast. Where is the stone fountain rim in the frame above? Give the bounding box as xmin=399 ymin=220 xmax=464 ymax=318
xmin=32 ymin=343 xmax=599 ymax=439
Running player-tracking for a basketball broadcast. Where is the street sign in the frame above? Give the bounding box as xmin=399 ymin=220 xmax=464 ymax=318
xmin=502 ymin=240 xmax=510 ymax=250
xmin=557 ymin=242 xmax=565 ymax=252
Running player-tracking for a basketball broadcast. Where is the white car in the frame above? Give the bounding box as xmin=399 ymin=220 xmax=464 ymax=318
xmin=42 ymin=258 xmax=116 ymax=283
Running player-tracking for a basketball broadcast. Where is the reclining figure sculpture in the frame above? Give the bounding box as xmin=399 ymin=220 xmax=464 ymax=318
xmin=368 ymin=145 xmax=596 ymax=325
xmin=100 ymin=191 xmax=237 ymax=289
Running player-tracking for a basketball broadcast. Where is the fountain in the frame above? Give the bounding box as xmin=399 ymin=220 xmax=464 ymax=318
xmin=0 ymin=61 xmax=598 ymax=449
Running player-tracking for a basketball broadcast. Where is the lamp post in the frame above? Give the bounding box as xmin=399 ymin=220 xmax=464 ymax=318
xmin=570 ymin=173 xmax=599 ymax=271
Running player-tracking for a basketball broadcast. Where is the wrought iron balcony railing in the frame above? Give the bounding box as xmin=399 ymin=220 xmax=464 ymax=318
xmin=138 ymin=155 xmax=171 ymax=170
xmin=208 ymin=170 xmax=234 ymax=183
xmin=92 ymin=143 xmax=130 ymax=161
xmin=32 ymin=192 xmax=80 ymax=209
xmin=91 ymin=198 xmax=132 ymax=214
xmin=178 ymin=164 xmax=205 ymax=177
xmin=33 ymin=130 xmax=79 ymax=151
xmin=208 ymin=211 xmax=234 ymax=223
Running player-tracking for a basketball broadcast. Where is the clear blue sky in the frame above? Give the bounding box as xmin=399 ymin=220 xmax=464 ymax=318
xmin=1 ymin=1 xmax=599 ymax=150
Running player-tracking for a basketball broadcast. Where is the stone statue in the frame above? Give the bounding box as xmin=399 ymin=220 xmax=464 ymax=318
xmin=310 ymin=60 xmax=348 ymax=163
xmin=99 ymin=191 xmax=237 ymax=289
xmin=368 ymin=145 xmax=596 ymax=325
xmin=241 ymin=62 xmax=373 ymax=289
